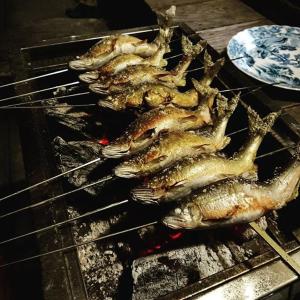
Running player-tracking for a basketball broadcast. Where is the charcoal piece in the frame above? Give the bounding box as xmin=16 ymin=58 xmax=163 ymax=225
xmin=132 ymin=244 xmax=225 ymax=299
xmin=68 ymin=206 xmax=130 ymax=300
xmin=45 ymin=99 xmax=102 ymax=139
xmin=53 ymin=136 xmax=106 ymax=195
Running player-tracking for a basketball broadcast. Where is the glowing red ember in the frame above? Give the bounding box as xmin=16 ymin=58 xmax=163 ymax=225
xmin=99 ymin=137 xmax=110 ymax=145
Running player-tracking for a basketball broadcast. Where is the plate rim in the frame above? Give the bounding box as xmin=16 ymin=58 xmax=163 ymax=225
xmin=227 ymin=24 xmax=300 ymax=91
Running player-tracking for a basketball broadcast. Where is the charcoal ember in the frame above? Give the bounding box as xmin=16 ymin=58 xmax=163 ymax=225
xmin=45 ymin=99 xmax=101 ymax=139
xmin=68 ymin=207 xmax=130 ymax=300
xmin=132 ymin=244 xmax=225 ymax=299
xmin=53 ymin=136 xmax=105 ymax=195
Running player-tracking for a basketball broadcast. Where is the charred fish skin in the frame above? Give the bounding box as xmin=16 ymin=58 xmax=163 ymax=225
xmin=90 ymin=36 xmax=206 ymax=94
xmin=79 ymin=29 xmax=173 ymax=84
xmin=69 ymin=6 xmax=175 ymax=71
xmin=102 ymin=100 xmax=214 ymax=159
xmin=115 ymin=93 xmax=239 ymax=178
xmin=98 ymin=57 xmax=226 ymax=112
xmin=69 ymin=35 xmax=148 ymax=71
xmin=163 ymin=146 xmax=300 ymax=230
xmin=132 ymin=106 xmax=279 ymax=204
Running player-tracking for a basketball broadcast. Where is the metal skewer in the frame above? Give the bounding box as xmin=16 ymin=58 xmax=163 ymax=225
xmin=0 ymin=104 xmax=97 ymax=110
xmin=0 ymin=69 xmax=69 ymax=89
xmin=0 ymin=221 xmax=158 ymax=269
xmin=250 ymin=221 xmax=300 ymax=276
xmin=0 ymin=81 xmax=80 ymax=103
xmin=0 ymin=158 xmax=102 ymax=203
xmin=0 ymin=174 xmax=113 ymax=220
xmin=0 ymin=143 xmax=295 ymax=248
xmin=3 ymin=91 xmax=91 ymax=108
xmin=0 ymin=198 xmax=127 ymax=246
xmin=0 ymin=142 xmax=296 ymax=268
xmin=0 ymin=84 xmax=279 ymax=202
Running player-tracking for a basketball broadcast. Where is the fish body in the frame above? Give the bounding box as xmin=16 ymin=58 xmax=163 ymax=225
xmin=98 ymin=83 xmax=199 ymax=111
xmin=115 ymin=93 xmax=239 ymax=178
xmin=98 ymin=53 xmax=224 ymax=111
xmin=163 ymin=150 xmax=300 ymax=229
xmin=102 ymin=104 xmax=213 ymax=158
xmin=69 ymin=35 xmax=156 ymax=71
xmin=79 ymin=31 xmax=171 ymax=83
xmin=90 ymin=37 xmax=206 ymax=94
xmin=132 ymin=107 xmax=279 ymax=203
xmin=69 ymin=6 xmax=176 ymax=71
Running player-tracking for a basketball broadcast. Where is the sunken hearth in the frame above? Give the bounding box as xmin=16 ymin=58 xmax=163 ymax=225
xmin=11 ymin=24 xmax=300 ymax=299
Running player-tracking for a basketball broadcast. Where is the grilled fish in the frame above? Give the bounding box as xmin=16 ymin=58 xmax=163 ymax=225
xmin=69 ymin=6 xmax=175 ymax=71
xmin=79 ymin=29 xmax=173 ymax=83
xmin=102 ymin=88 xmax=217 ymax=159
xmin=114 ymin=93 xmax=238 ymax=178
xmin=132 ymin=107 xmax=279 ymax=204
xmin=89 ymin=36 xmax=206 ymax=94
xmin=163 ymin=145 xmax=300 ymax=229
xmin=98 ymin=54 xmax=225 ymax=111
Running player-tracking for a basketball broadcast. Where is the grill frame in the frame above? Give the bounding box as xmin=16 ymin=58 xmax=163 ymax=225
xmin=5 ymin=23 xmax=300 ymax=299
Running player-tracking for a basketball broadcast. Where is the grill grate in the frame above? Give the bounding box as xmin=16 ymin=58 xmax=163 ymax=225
xmin=1 ymin=23 xmax=299 ymax=299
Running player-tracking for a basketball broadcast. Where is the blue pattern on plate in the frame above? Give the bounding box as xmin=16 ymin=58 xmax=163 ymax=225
xmin=227 ymin=25 xmax=300 ymax=91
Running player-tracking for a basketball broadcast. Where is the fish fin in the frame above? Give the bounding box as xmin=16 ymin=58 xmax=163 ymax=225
xmin=181 ymin=36 xmax=206 ymax=58
xmin=173 ymin=180 xmax=187 ymax=187
xmin=134 ymin=128 xmax=156 ymax=142
xmin=181 ymin=115 xmax=198 ymax=123
xmin=192 ymin=143 xmax=210 ymax=151
xmin=247 ymin=105 xmax=280 ymax=136
xmin=150 ymin=155 xmax=168 ymax=164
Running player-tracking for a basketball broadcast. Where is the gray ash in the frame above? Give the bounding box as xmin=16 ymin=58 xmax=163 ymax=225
xmin=45 ymin=99 xmax=102 ymax=139
xmin=68 ymin=206 xmax=131 ymax=300
xmin=53 ymin=137 xmax=107 ymax=196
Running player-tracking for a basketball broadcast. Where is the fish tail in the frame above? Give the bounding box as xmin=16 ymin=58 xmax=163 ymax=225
xmin=157 ymin=5 xmax=176 ymax=29
xmin=247 ymin=106 xmax=280 ymax=136
xmin=191 ymin=78 xmax=218 ymax=109
xmin=182 ymin=36 xmax=206 ymax=58
xmin=216 ymin=92 xmax=240 ymax=118
xmin=202 ymin=50 xmax=225 ymax=83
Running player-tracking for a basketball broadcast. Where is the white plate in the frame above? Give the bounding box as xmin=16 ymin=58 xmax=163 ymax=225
xmin=227 ymin=25 xmax=300 ymax=91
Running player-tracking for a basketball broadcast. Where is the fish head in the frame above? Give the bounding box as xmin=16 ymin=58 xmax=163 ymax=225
xmin=115 ymin=147 xmax=168 ymax=178
xmin=98 ymin=94 xmax=127 ymax=111
xmin=114 ymin=158 xmax=143 ymax=178
xmin=131 ymin=185 xmax=165 ymax=205
xmin=163 ymin=202 xmax=203 ymax=229
xmin=79 ymin=71 xmax=100 ymax=83
xmin=102 ymin=138 xmax=131 ymax=158
xmin=89 ymin=81 xmax=110 ymax=94
xmin=69 ymin=57 xmax=104 ymax=71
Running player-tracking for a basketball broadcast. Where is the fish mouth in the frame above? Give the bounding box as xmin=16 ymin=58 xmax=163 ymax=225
xmin=69 ymin=59 xmax=95 ymax=71
xmin=114 ymin=164 xmax=140 ymax=178
xmin=89 ymin=82 xmax=109 ymax=94
xmin=98 ymin=100 xmax=118 ymax=110
xmin=102 ymin=144 xmax=130 ymax=158
xmin=79 ymin=71 xmax=100 ymax=83
xmin=131 ymin=187 xmax=160 ymax=204
xmin=162 ymin=216 xmax=192 ymax=229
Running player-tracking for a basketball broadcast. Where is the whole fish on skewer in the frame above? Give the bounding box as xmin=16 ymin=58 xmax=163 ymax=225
xmin=89 ymin=36 xmax=206 ymax=94
xmin=132 ymin=107 xmax=279 ymax=204
xmin=98 ymin=52 xmax=225 ymax=111
xmin=79 ymin=28 xmax=173 ymax=83
xmin=69 ymin=6 xmax=175 ymax=71
xmin=102 ymin=87 xmax=218 ymax=159
xmin=114 ymin=93 xmax=239 ymax=178
xmin=163 ymin=145 xmax=300 ymax=230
